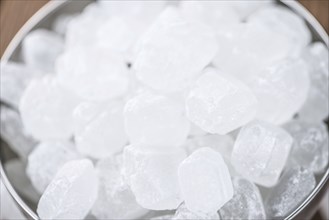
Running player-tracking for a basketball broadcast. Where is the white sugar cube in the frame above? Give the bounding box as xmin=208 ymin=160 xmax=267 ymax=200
xmin=265 ymin=166 xmax=316 ymax=218
xmin=219 ymin=177 xmax=266 ymax=219
xmin=56 ymin=47 xmax=129 ymax=101
xmin=246 ymin=58 xmax=310 ymax=124
xmin=0 ymin=62 xmax=42 ymax=109
xmin=124 ymin=91 xmax=190 ymax=147
xmin=0 ymin=106 xmax=36 ymax=159
xmin=299 ymin=42 xmax=329 ymax=122
xmin=186 ymin=68 xmax=258 ymax=135
xmin=134 ymin=7 xmax=218 ymax=92
xmin=178 ymin=148 xmax=233 ymax=214
xmin=92 ymin=156 xmax=147 ymax=219
xmin=231 ymin=120 xmax=293 ymax=187
xmin=180 ymin=1 xmax=240 ymax=28
xmin=75 ymin=102 xmax=128 ymax=159
xmin=22 ymin=29 xmax=64 ymax=72
xmin=174 ymin=203 xmax=220 ymax=220
xmin=123 ymin=145 xmax=186 ymax=210
xmin=19 ymin=76 xmax=80 ymax=140
xmin=249 ymin=5 xmax=311 ymax=53
xmin=284 ymin=120 xmax=329 ymax=174
xmin=27 ymin=141 xmax=80 ymax=193
xmin=37 ymin=159 xmax=98 ymax=219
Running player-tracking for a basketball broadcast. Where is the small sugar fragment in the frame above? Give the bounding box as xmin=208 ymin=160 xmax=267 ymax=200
xmin=27 ymin=140 xmax=80 ymax=193
xmin=231 ymin=120 xmax=293 ymax=187
xmin=0 ymin=106 xmax=36 ymax=159
xmin=134 ymin=7 xmax=218 ymax=92
xmin=19 ymin=76 xmax=80 ymax=140
xmin=92 ymin=156 xmax=147 ymax=219
xmin=75 ymin=102 xmax=128 ymax=159
xmin=284 ymin=120 xmax=329 ymax=174
xmin=186 ymin=68 xmax=258 ymax=134
xmin=123 ymin=145 xmax=186 ymax=210
xmin=0 ymin=62 xmax=42 ymax=109
xmin=174 ymin=203 xmax=220 ymax=220
xmin=178 ymin=148 xmax=233 ymax=214
xmin=124 ymin=91 xmax=190 ymax=147
xmin=37 ymin=159 xmax=98 ymax=220
xmin=219 ymin=177 xmax=266 ymax=219
xmin=52 ymin=14 xmax=76 ymax=36
xmin=265 ymin=166 xmax=316 ymax=218
xmin=22 ymin=29 xmax=64 ymax=72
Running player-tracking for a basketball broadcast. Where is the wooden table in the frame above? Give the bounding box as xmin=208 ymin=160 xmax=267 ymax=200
xmin=0 ymin=1 xmax=328 ymax=219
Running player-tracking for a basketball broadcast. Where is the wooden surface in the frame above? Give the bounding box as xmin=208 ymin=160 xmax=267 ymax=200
xmin=0 ymin=0 xmax=328 ymax=219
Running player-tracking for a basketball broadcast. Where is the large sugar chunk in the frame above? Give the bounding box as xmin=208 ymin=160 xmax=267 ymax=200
xmin=134 ymin=7 xmax=218 ymax=92
xmin=186 ymin=68 xmax=258 ymax=134
xmin=92 ymin=156 xmax=147 ymax=219
xmin=174 ymin=203 xmax=220 ymax=220
xmin=22 ymin=29 xmax=64 ymax=72
xmin=124 ymin=91 xmax=190 ymax=147
xmin=0 ymin=62 xmax=42 ymax=109
xmin=180 ymin=1 xmax=240 ymax=28
xmin=56 ymin=47 xmax=129 ymax=101
xmin=249 ymin=6 xmax=311 ymax=53
xmin=265 ymin=167 xmax=316 ymax=218
xmin=75 ymin=101 xmax=127 ymax=159
xmin=19 ymin=76 xmax=80 ymax=140
xmin=299 ymin=42 xmax=329 ymax=122
xmin=4 ymin=159 xmax=40 ymax=203
xmin=0 ymin=106 xmax=36 ymax=159
xmin=0 ymin=177 xmax=26 ymax=220
xmin=213 ymin=22 xmax=293 ymax=80
xmin=228 ymin=0 xmax=274 ymax=20
xmin=231 ymin=120 xmax=293 ymax=187
xmin=123 ymin=145 xmax=186 ymax=210
xmin=219 ymin=177 xmax=266 ymax=219
xmin=178 ymin=148 xmax=233 ymax=214
xmin=246 ymin=58 xmax=309 ymax=124
xmin=37 ymin=159 xmax=98 ymax=219
xmin=284 ymin=120 xmax=329 ymax=174
xmin=27 ymin=141 xmax=80 ymax=193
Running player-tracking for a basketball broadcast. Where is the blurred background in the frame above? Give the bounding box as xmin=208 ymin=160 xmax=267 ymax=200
xmin=0 ymin=0 xmax=328 ymax=220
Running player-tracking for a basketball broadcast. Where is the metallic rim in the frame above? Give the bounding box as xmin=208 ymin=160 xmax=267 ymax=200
xmin=0 ymin=1 xmax=328 ymax=219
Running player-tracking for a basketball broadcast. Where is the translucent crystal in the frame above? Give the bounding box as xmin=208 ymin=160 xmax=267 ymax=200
xmin=180 ymin=1 xmax=240 ymax=28
xmin=178 ymin=148 xmax=233 ymax=214
xmin=174 ymin=203 xmax=220 ymax=220
xmin=249 ymin=5 xmax=311 ymax=53
xmin=75 ymin=102 xmax=128 ymax=159
xmin=124 ymin=91 xmax=190 ymax=147
xmin=0 ymin=106 xmax=36 ymax=159
xmin=56 ymin=47 xmax=129 ymax=101
xmin=123 ymin=145 xmax=186 ymax=210
xmin=19 ymin=76 xmax=80 ymax=140
xmin=245 ymin=58 xmax=310 ymax=124
xmin=231 ymin=120 xmax=293 ymax=187
xmin=4 ymin=159 xmax=40 ymax=203
xmin=22 ymin=29 xmax=64 ymax=72
xmin=0 ymin=62 xmax=42 ymax=109
xmin=219 ymin=177 xmax=266 ymax=219
xmin=92 ymin=156 xmax=147 ymax=219
xmin=228 ymin=0 xmax=274 ymax=20
xmin=134 ymin=7 xmax=218 ymax=92
xmin=284 ymin=120 xmax=329 ymax=174
xmin=186 ymin=68 xmax=258 ymax=135
xmin=0 ymin=177 xmax=26 ymax=220
xmin=27 ymin=140 xmax=80 ymax=193
xmin=265 ymin=166 xmax=316 ymax=218
xmin=299 ymin=42 xmax=329 ymax=122
xmin=37 ymin=159 xmax=98 ymax=219
xmin=189 ymin=123 xmax=207 ymax=137
xmin=151 ymin=215 xmax=174 ymax=220
xmin=213 ymin=22 xmax=293 ymax=81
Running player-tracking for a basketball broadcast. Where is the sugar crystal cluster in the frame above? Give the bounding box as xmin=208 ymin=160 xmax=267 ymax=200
xmin=0 ymin=0 xmax=328 ymax=219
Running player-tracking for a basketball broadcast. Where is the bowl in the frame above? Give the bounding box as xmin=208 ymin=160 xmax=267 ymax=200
xmin=0 ymin=0 xmax=328 ymax=219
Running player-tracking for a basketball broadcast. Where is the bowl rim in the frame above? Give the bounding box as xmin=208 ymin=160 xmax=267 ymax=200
xmin=1 ymin=0 xmax=328 ymax=219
